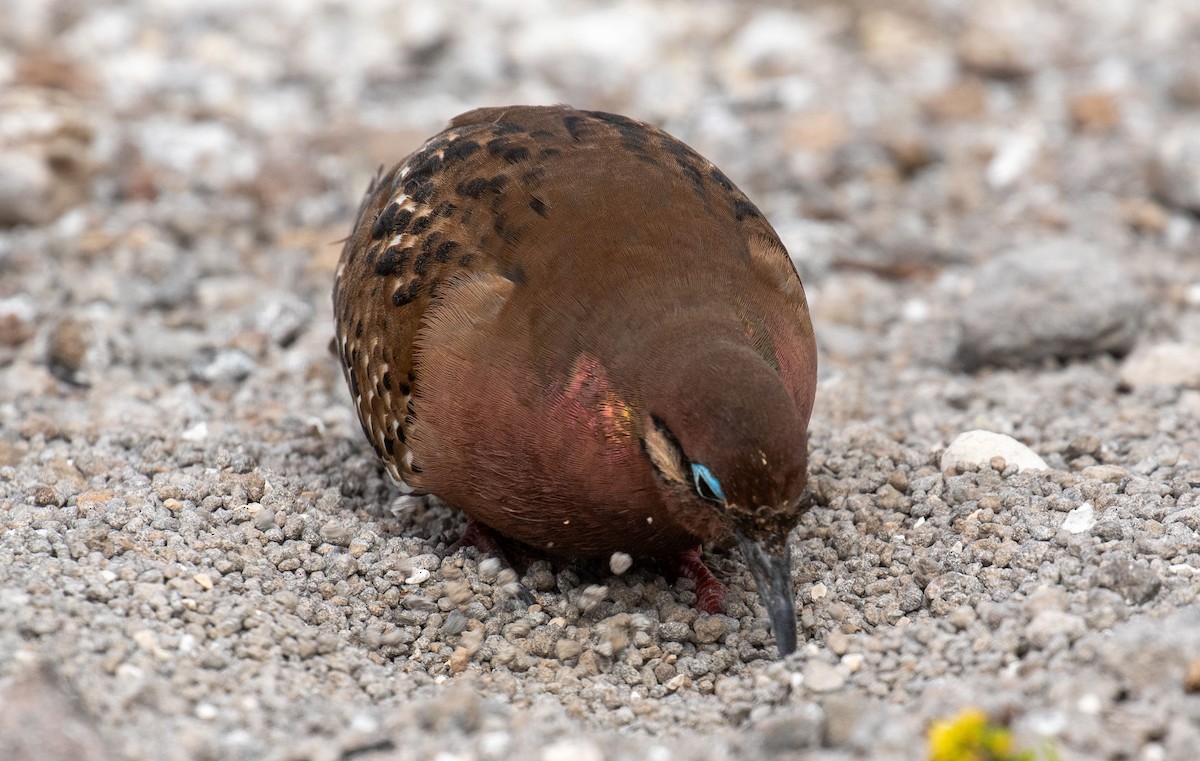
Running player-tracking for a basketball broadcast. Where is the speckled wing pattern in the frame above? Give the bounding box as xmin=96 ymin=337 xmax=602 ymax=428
xmin=332 ymin=105 xmax=810 ymax=493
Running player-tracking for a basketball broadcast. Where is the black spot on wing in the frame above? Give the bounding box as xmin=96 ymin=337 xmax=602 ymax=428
xmin=709 ymin=168 xmax=735 ymax=192
xmin=563 ymin=115 xmax=587 ymax=140
xmin=391 ymin=280 xmax=421 ymax=307
xmin=374 ymin=245 xmax=411 ymax=277
xmin=371 ymin=203 xmax=400 ymax=240
xmin=456 ymin=175 xmax=509 ymax=199
xmin=529 ymin=196 xmax=549 ymax=217
xmin=500 ymin=262 xmax=527 ymax=285
xmin=413 ymin=251 xmax=432 ymax=277
xmin=443 ymin=139 xmax=481 ymax=163
xmin=409 ymin=215 xmax=433 ymax=235
xmin=586 ymin=110 xmax=656 ymax=162
xmin=732 ymin=198 xmax=761 ymax=221
xmin=487 ymin=137 xmax=531 ymax=164
xmin=405 ymin=151 xmax=443 ymax=184
xmin=492 ymin=122 xmax=524 ymax=135
xmin=493 ymin=214 xmax=521 ymax=246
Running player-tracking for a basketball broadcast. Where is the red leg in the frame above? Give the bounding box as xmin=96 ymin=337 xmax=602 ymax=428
xmin=670 ymin=546 xmax=726 ymax=615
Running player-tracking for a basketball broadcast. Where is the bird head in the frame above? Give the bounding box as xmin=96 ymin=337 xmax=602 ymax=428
xmin=637 ymin=340 xmax=809 ymax=655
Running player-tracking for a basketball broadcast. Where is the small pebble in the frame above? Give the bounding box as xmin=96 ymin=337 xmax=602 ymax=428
xmin=1061 ymin=502 xmax=1096 ymax=534
xmin=404 ymin=568 xmax=431 ymax=585
xmin=941 ymin=430 xmax=1048 ymax=473
xmin=577 ymin=585 xmax=608 ymax=613
xmin=803 ymin=662 xmax=846 ymax=693
xmin=478 ymin=557 xmax=501 ymax=580
xmin=609 ymin=552 xmax=633 ymax=575
xmin=555 ymin=639 xmax=583 ymax=660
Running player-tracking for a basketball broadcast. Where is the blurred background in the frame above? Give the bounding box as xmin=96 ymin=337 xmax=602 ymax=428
xmin=2 ymin=0 xmax=1199 ymax=394
xmin=2 ymin=2 xmax=1200 ymax=759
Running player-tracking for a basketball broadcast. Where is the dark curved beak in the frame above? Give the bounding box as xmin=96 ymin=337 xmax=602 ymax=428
xmin=735 ymin=532 xmax=798 ymax=657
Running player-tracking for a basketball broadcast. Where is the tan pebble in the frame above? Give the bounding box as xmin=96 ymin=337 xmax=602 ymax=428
xmin=446 ymin=580 xmax=473 ymax=608
xmin=826 ymin=629 xmax=849 ymax=655
xmin=506 ymin=621 xmax=532 ymax=639
xmin=664 ymin=674 xmax=691 ymax=692
xmin=1081 ymin=465 xmax=1128 ymax=484
xmin=449 ymin=646 xmax=470 ymax=673
xmin=989 ymin=455 xmax=1007 ymax=472
xmin=887 ymin=470 xmax=909 ymax=493
xmin=599 ymin=627 xmax=629 ymax=657
xmin=163 ymin=498 xmax=183 ymax=512
xmin=1120 ymin=198 xmax=1169 ymax=234
xmin=1186 ymin=658 xmax=1200 ymax=693
xmin=495 ymin=567 xmax=521 ymax=598
xmin=628 ymin=614 xmax=652 ymax=631
xmin=492 ymin=645 xmax=518 ymax=666
xmin=1069 ymin=91 xmax=1120 ymax=132
xmin=842 ymin=653 xmax=865 ymax=673
xmin=555 ymin=639 xmax=583 ymax=660
xmin=810 ymin=582 xmax=828 ymax=601
xmin=461 ymin=626 xmax=484 ymax=656
xmin=577 ymin=585 xmax=608 ymax=613
xmin=193 ymin=573 xmax=213 ymax=590
xmin=608 ymin=552 xmax=633 ymax=575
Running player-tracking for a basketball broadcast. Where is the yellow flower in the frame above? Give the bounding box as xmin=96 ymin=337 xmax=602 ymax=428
xmin=928 ymin=708 xmax=1029 ymax=761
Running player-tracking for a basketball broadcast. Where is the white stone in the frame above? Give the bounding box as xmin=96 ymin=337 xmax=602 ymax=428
xmin=1061 ymin=502 xmax=1095 ymax=534
xmin=940 ymin=430 xmax=1048 ymax=472
xmin=609 ymin=552 xmax=633 ymax=575
xmin=540 ymin=740 xmax=604 ymax=761
xmin=404 ymin=568 xmax=430 ymax=585
xmin=803 ymin=661 xmax=846 ymax=692
xmin=1119 ymin=343 xmax=1200 ymax=389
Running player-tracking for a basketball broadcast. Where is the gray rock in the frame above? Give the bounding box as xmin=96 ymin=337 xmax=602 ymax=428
xmin=1150 ymin=121 xmax=1200 ymax=212
xmin=758 ymin=703 xmax=824 ymax=754
xmin=187 ymin=348 xmax=256 ymax=385
xmin=0 ymin=662 xmax=123 ymax=761
xmin=1025 ymin=610 xmax=1086 ymax=650
xmin=924 ymin=572 xmax=985 ymax=616
xmin=1094 ymin=552 xmax=1162 ymax=605
xmin=955 ymin=239 xmax=1147 ymax=369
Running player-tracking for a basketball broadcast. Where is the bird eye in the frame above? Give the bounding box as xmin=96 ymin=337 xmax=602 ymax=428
xmin=691 ymin=463 xmax=725 ymax=503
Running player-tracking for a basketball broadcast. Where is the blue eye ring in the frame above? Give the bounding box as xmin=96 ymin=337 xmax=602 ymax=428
xmin=691 ymin=463 xmax=725 ymax=503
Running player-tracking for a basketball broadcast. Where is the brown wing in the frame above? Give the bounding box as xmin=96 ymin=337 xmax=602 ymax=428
xmin=333 ymin=106 xmax=577 ymax=490
xmin=332 ymin=105 xmax=803 ymax=490
xmin=744 ymin=234 xmax=819 ymax=430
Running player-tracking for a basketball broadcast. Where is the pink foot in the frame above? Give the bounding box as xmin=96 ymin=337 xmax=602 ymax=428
xmin=670 ymin=546 xmax=726 ymax=615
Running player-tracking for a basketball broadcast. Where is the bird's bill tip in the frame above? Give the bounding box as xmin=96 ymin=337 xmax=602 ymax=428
xmin=734 ymin=531 xmax=798 ymax=657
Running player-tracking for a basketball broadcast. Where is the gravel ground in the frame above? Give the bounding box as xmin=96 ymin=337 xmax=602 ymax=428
xmin=3 ymin=1 xmax=1200 ymax=760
